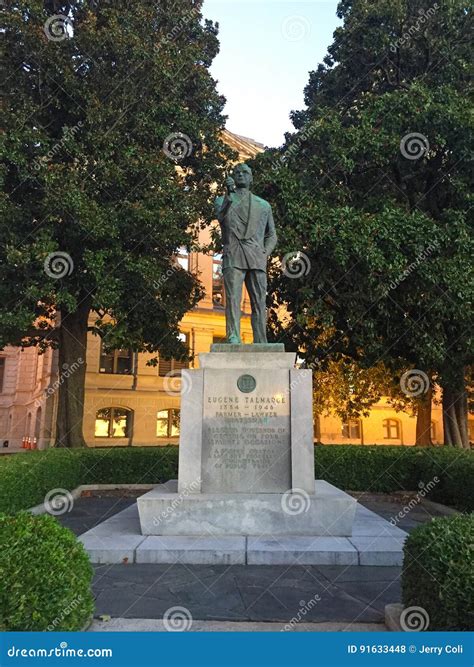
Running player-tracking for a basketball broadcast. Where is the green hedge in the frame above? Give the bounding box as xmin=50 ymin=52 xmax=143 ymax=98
xmin=0 ymin=445 xmax=472 ymax=514
xmin=315 ymin=445 xmax=474 ymax=512
xmin=402 ymin=515 xmax=474 ymax=630
xmin=0 ymin=446 xmax=178 ymax=515
xmin=0 ymin=513 xmax=94 ymax=631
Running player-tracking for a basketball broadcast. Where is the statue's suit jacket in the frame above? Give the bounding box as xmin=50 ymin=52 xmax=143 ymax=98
xmin=215 ymin=191 xmax=277 ymax=272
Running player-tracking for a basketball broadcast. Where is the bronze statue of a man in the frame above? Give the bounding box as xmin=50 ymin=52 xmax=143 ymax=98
xmin=214 ymin=163 xmax=277 ymax=344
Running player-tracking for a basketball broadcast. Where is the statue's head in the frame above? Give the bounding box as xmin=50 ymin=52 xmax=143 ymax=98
xmin=232 ymin=163 xmax=253 ymax=189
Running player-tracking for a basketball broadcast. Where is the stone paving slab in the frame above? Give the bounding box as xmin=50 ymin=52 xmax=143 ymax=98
xmin=137 ymin=536 xmax=246 ymax=565
xmin=89 ymin=618 xmax=385 ymax=632
xmin=79 ymin=501 xmax=407 ymax=566
xmin=247 ymin=536 xmax=358 ymax=565
xmin=91 ymin=563 xmax=398 ymax=624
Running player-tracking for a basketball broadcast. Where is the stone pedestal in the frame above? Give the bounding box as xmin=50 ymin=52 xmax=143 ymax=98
xmin=137 ymin=344 xmax=357 ymax=539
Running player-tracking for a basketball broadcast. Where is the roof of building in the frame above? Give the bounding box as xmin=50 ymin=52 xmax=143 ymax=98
xmin=222 ymin=129 xmax=265 ymax=161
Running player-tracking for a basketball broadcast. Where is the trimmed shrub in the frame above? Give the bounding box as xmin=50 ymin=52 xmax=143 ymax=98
xmin=0 ymin=446 xmax=178 ymax=515
xmin=315 ymin=445 xmax=474 ymax=512
xmin=0 ymin=513 xmax=94 ymax=631
xmin=0 ymin=444 xmax=471 ymax=514
xmin=402 ymin=515 xmax=474 ymax=630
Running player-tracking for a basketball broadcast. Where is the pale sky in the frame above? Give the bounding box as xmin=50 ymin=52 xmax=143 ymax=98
xmin=202 ymin=0 xmax=341 ymax=148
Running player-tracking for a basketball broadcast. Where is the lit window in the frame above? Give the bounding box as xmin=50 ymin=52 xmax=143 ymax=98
xmin=212 ymin=253 xmax=224 ymax=307
xmin=159 ymin=333 xmax=189 ymax=376
xmin=156 ymin=409 xmax=180 ymax=437
xmin=342 ymin=419 xmax=361 ymax=440
xmin=95 ymin=408 xmax=131 ymax=438
xmin=468 ymin=420 xmax=474 ymax=443
xmin=176 ymin=247 xmax=189 ymax=271
xmin=383 ymin=418 xmax=401 ymax=440
xmin=99 ymin=343 xmax=133 ymax=374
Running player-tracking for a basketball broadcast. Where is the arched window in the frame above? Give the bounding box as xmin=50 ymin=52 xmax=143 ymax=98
xmin=341 ymin=419 xmax=361 ymax=440
xmin=156 ymin=409 xmax=180 ymax=438
xmin=95 ymin=407 xmax=132 ymax=438
xmin=383 ymin=418 xmax=401 ymax=440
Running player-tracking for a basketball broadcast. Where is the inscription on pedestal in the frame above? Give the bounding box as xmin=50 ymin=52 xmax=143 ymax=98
xmin=201 ymin=369 xmax=291 ymax=493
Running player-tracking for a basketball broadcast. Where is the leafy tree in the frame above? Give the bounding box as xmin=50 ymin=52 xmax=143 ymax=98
xmin=1 ymin=0 xmax=232 ymax=446
xmin=255 ymin=0 xmax=473 ymax=447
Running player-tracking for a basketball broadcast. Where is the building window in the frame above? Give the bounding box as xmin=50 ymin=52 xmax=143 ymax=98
xmin=176 ymin=246 xmax=189 ymax=271
xmin=159 ymin=333 xmax=189 ymax=376
xmin=468 ymin=420 xmax=474 ymax=443
xmin=383 ymin=418 xmax=401 ymax=440
xmin=342 ymin=419 xmax=361 ymax=440
xmin=430 ymin=421 xmax=437 ymax=441
xmin=95 ymin=407 xmax=132 ymax=438
xmin=99 ymin=343 xmax=133 ymax=374
xmin=212 ymin=253 xmax=224 ymax=307
xmin=0 ymin=358 xmax=5 ymax=393
xmin=156 ymin=409 xmax=180 ymax=437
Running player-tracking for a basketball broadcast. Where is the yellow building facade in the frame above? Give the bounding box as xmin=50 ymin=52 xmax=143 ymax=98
xmin=1 ymin=130 xmax=465 ymax=451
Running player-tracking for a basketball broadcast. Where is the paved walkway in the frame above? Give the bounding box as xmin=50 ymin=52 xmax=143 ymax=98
xmin=57 ymin=491 xmax=454 ymax=626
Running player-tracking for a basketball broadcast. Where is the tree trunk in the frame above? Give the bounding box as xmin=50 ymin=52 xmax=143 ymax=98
xmin=442 ymin=375 xmax=469 ymax=448
xmin=415 ymin=385 xmax=433 ymax=446
xmin=55 ymin=300 xmax=90 ymax=448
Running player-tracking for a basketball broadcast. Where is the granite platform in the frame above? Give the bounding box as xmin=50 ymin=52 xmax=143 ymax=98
xmin=80 ymin=486 xmax=407 ymax=566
